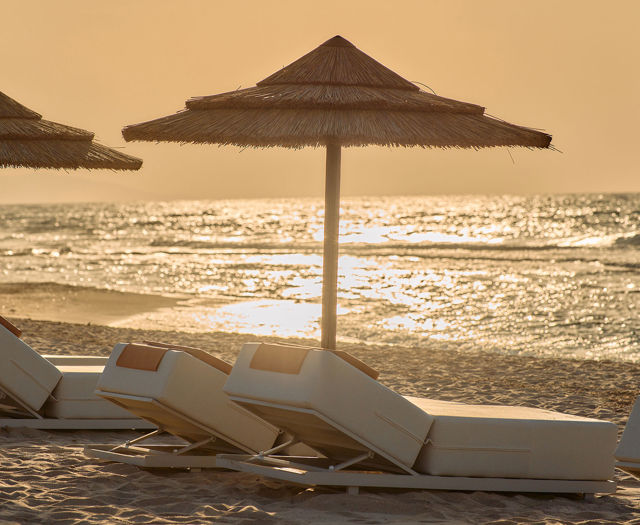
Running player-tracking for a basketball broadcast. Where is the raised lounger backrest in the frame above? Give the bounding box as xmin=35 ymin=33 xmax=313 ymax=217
xmin=97 ymin=343 xmax=280 ymax=453
xmin=0 ymin=320 xmax=62 ymax=412
xmin=224 ymin=342 xmax=434 ymax=472
xmin=616 ymin=397 xmax=640 ymax=465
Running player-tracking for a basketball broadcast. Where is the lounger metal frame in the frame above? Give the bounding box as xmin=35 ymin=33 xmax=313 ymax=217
xmin=86 ymin=429 xmax=220 ymax=469
xmin=218 ymin=397 xmax=617 ymax=496
xmin=85 ymin=391 xmax=266 ymax=469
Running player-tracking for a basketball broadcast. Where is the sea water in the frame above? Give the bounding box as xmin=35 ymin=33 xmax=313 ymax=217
xmin=1 ymin=194 xmax=638 ymax=361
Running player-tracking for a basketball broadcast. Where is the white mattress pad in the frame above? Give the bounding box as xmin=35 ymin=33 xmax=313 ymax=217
xmin=44 ymin=364 xmax=137 ymax=419
xmin=409 ymin=397 xmax=617 ymax=480
xmin=44 ymin=355 xmax=109 ymax=366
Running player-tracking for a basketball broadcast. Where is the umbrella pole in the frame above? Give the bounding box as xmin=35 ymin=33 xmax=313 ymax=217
xmin=320 ymin=142 xmax=341 ymax=350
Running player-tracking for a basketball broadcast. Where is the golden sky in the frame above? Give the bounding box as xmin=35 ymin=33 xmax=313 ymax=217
xmin=1 ymin=0 xmax=639 ymax=203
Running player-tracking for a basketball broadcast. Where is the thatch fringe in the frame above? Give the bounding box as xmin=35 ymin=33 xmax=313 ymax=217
xmin=123 ymin=35 xmax=552 ymax=150
xmin=123 ymin=108 xmax=551 ymax=149
xmin=1 ymin=90 xmax=142 ymax=170
xmin=0 ymin=140 xmax=143 ymax=170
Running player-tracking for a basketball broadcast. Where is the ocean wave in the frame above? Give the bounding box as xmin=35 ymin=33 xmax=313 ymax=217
xmin=146 ymin=236 xmax=638 ymax=254
xmin=1 ymin=248 xmax=33 ymax=257
xmin=0 ymin=280 xmax=184 ymax=299
xmin=614 ymin=232 xmax=640 ymax=248
xmin=603 ymin=261 xmax=640 ymax=271
xmin=1 ymin=246 xmax=73 ymax=257
xmin=6 ymin=235 xmax=635 ymax=262
xmin=148 ymin=238 xmax=320 ymax=252
xmin=0 ymin=281 xmax=112 ymax=295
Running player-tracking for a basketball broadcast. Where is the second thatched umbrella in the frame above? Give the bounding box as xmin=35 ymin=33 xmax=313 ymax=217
xmin=123 ymin=35 xmax=552 ymax=349
xmin=0 ymin=90 xmax=142 ymax=170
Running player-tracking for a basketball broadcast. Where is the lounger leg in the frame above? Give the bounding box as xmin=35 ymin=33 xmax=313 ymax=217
xmin=583 ymin=493 xmax=595 ymax=502
xmin=111 ymin=428 xmax=164 ymax=452
xmin=346 ymin=486 xmax=359 ymax=495
xmin=330 ymin=452 xmax=373 ymax=472
xmin=174 ymin=437 xmax=216 ymax=455
xmin=257 ymin=437 xmax=300 ymax=458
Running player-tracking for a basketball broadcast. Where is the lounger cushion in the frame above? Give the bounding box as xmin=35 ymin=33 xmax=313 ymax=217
xmin=44 ymin=365 xmax=138 ymax=419
xmin=224 ymin=343 xmax=434 ymax=470
xmin=0 ymin=325 xmax=62 ymax=411
xmin=410 ymin=398 xmax=617 ymax=480
xmin=96 ymin=343 xmax=279 ymax=453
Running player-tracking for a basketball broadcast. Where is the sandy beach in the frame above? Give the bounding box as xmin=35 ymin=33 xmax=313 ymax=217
xmin=1 ymin=302 xmax=639 ymax=524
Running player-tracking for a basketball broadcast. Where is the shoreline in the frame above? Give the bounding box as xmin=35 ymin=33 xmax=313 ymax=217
xmin=1 ymin=316 xmax=639 ymax=523
xmin=3 ymin=280 xmax=640 ymax=364
xmin=0 ymin=282 xmax=181 ymax=326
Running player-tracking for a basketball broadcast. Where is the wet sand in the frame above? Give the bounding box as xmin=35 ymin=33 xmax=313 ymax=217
xmin=1 ymin=313 xmax=639 ymax=524
xmin=0 ymin=282 xmax=180 ymax=326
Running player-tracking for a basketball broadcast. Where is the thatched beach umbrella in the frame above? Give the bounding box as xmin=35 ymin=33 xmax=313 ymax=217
xmin=123 ymin=35 xmax=551 ymax=349
xmin=0 ymin=90 xmax=142 ymax=170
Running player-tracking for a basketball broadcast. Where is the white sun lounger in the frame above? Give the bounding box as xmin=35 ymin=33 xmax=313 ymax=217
xmin=219 ymin=342 xmax=618 ymax=496
xmin=0 ymin=316 xmax=154 ymax=430
xmin=85 ymin=341 xmax=286 ymax=469
xmin=615 ymin=396 xmax=640 ymax=479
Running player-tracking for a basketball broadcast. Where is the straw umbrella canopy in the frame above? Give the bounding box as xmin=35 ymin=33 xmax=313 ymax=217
xmin=0 ymin=90 xmax=142 ymax=170
xmin=123 ymin=35 xmax=552 ymax=349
